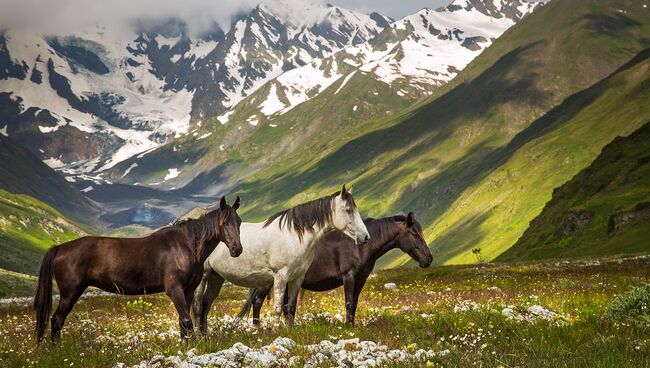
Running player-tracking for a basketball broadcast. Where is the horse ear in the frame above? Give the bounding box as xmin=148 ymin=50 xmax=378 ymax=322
xmin=407 ymin=212 xmax=415 ymax=227
xmin=347 ymin=186 xmax=353 ymax=194
xmin=220 ymin=196 xmax=227 ymax=210
xmin=341 ymin=184 xmax=347 ymax=197
xmin=233 ymin=196 xmax=241 ymax=211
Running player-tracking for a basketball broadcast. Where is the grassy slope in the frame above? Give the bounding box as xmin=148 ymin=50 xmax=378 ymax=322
xmin=0 ymin=134 xmax=99 ymax=225
xmin=497 ymin=121 xmax=650 ymax=262
xmin=0 ymin=189 xmax=85 ymax=275
xmin=407 ymin=50 xmax=650 ymax=266
xmin=0 ymin=267 xmax=37 ymax=297
xmin=223 ymin=0 xmax=650 ymax=267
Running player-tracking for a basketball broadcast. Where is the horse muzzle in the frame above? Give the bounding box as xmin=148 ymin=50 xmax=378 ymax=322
xmin=229 ymin=243 xmax=243 ymax=257
xmin=419 ymin=255 xmax=433 ymax=268
xmin=356 ymin=233 xmax=370 ymax=246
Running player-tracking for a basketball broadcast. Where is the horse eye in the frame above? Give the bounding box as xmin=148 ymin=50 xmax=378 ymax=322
xmin=346 ymin=208 xmax=352 ymax=214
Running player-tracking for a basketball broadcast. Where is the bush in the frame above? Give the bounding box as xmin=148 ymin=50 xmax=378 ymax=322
xmin=607 ymin=284 xmax=650 ymax=321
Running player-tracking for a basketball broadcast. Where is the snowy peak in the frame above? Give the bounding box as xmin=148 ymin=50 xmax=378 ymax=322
xmin=439 ymin=0 xmax=542 ymax=22
xmin=247 ymin=0 xmax=542 ymax=118
xmin=0 ymin=3 xmax=391 ymax=178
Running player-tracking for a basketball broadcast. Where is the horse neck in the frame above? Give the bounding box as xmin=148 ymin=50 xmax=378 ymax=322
xmin=298 ymin=222 xmax=331 ymax=251
xmin=360 ymin=220 xmax=401 ymax=266
xmin=196 ymin=236 xmax=220 ymax=264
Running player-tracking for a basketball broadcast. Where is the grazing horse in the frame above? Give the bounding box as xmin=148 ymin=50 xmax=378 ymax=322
xmin=192 ymin=185 xmax=370 ymax=333
xmin=33 ymin=197 xmax=243 ymax=343
xmin=238 ymin=213 xmax=432 ymax=325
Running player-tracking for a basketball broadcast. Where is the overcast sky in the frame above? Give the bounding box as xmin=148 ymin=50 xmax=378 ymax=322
xmin=0 ymin=0 xmax=454 ymax=36
xmin=329 ymin=1 xmax=451 ymax=20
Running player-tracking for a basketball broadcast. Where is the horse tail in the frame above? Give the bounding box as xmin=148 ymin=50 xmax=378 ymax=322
xmin=34 ymin=246 xmax=59 ymax=343
xmin=237 ymin=288 xmax=258 ymax=319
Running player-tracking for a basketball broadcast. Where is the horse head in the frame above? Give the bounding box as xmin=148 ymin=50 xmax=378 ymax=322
xmin=218 ymin=196 xmax=243 ymax=257
xmin=395 ymin=212 xmax=432 ymax=268
xmin=331 ymin=185 xmax=370 ymax=245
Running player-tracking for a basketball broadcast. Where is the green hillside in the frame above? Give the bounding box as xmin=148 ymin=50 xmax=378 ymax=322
xmin=410 ymin=50 xmax=650 ymax=266
xmin=497 ymin=122 xmax=650 ymax=262
xmin=0 ymin=267 xmax=37 ymax=297
xmin=0 ymin=134 xmax=99 ymax=225
xmin=212 ymin=0 xmax=650 ymax=267
xmin=0 ymin=189 xmax=85 ymax=275
xmin=101 ymin=0 xmax=650 ymax=269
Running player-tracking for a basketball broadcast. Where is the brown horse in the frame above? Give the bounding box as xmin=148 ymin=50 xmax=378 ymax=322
xmin=33 ymin=196 xmax=243 ymax=342
xmin=238 ymin=213 xmax=432 ymax=324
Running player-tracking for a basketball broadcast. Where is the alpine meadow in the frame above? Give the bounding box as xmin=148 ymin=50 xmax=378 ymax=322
xmin=0 ymin=0 xmax=649 ymax=367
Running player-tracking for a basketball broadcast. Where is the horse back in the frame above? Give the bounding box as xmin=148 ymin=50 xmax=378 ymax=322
xmin=51 ymin=231 xmax=191 ymax=294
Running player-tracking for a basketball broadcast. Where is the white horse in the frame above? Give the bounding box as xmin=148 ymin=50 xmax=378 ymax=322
xmin=192 ymin=185 xmax=370 ymax=333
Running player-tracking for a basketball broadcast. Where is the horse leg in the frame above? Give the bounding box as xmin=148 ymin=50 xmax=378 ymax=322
xmin=284 ymin=278 xmax=303 ymax=324
xmin=349 ymin=278 xmax=366 ymax=325
xmin=191 ymin=265 xmax=210 ymax=327
xmin=165 ymin=283 xmax=194 ymax=339
xmin=51 ymin=284 xmax=86 ymax=341
xmin=343 ymin=272 xmax=356 ymax=325
xmin=252 ymin=285 xmax=272 ymax=326
xmin=198 ymin=272 xmax=224 ymax=335
xmin=272 ymin=272 xmax=289 ymax=316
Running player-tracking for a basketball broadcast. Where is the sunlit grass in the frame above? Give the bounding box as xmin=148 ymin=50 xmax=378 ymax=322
xmin=1 ymin=255 xmax=649 ymax=367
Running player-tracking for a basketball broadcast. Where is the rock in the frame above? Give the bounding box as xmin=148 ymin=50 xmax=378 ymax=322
xmin=383 ymin=283 xmax=397 ymax=290
xmin=288 ymin=356 xmax=302 ymax=367
xmin=501 ymin=307 xmax=517 ymax=319
xmin=559 ymin=209 xmax=591 ymax=236
xmin=150 ymin=355 xmax=164 ymax=364
xmin=243 ymin=350 xmax=279 ymax=368
xmin=271 ymin=336 xmax=296 ymax=351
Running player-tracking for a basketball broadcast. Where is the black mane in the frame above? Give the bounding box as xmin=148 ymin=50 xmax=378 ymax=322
xmin=364 ymin=216 xmax=406 ymax=244
xmin=264 ymin=191 xmax=356 ymax=240
xmin=160 ymin=208 xmax=226 ymax=260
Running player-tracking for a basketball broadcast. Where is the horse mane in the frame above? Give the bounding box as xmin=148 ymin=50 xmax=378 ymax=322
xmin=364 ymin=215 xmax=406 ymax=244
xmin=158 ymin=208 xmax=223 ymax=261
xmin=263 ymin=191 xmax=356 ymax=241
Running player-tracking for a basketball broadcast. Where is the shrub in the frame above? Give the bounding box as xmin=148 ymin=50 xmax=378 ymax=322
xmin=607 ymin=284 xmax=650 ymax=321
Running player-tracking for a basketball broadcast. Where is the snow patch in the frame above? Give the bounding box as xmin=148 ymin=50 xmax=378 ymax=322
xmin=217 ymin=110 xmax=235 ymax=124
xmin=247 ymin=115 xmax=259 ymax=126
xmin=121 ymin=163 xmax=138 ymax=178
xmin=80 ymin=186 xmax=94 ymax=193
xmin=164 ymin=168 xmax=180 ymax=181
xmin=155 ymin=35 xmax=181 ymax=49
xmin=334 ymin=71 xmax=357 ymax=95
xmin=259 ymin=84 xmax=286 ymax=115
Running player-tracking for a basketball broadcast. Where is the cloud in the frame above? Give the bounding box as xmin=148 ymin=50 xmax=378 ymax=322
xmin=0 ymin=0 xmax=326 ymax=37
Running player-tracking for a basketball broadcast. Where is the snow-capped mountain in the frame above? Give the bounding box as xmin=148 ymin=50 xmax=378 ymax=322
xmin=0 ymin=3 xmax=390 ymax=178
xmin=248 ymin=0 xmax=542 ymax=117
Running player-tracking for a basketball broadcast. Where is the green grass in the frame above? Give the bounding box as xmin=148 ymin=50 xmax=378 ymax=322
xmin=0 ymin=268 xmax=37 ymax=297
xmin=1 ymin=255 xmax=649 ymax=367
xmin=498 ymin=121 xmax=650 ymax=262
xmin=0 ymin=189 xmax=85 ymax=276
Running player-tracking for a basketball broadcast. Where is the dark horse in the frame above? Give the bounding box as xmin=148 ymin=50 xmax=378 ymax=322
xmin=34 ymin=196 xmax=243 ymax=343
xmin=238 ymin=212 xmax=432 ymax=325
